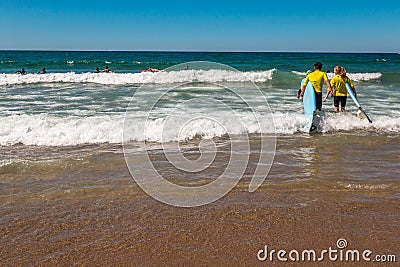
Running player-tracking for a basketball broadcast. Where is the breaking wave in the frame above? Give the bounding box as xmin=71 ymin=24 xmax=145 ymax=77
xmin=0 ymin=112 xmax=398 ymax=146
xmin=0 ymin=69 xmax=276 ymax=86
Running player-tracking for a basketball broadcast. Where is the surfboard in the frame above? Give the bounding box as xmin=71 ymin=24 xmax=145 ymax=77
xmin=345 ymin=83 xmax=372 ymax=123
xmin=301 ymin=78 xmax=318 ymax=132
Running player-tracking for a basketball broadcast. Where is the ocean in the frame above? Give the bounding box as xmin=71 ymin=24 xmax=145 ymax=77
xmin=1 ymin=51 xmax=399 ymax=265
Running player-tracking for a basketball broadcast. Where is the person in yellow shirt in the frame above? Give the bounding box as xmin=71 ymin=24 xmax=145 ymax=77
xmin=325 ymin=66 xmax=356 ymax=112
xmin=300 ymin=62 xmax=333 ymax=111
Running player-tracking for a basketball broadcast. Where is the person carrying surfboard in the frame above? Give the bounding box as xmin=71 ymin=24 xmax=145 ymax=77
xmin=297 ymin=70 xmax=312 ymax=99
xmin=300 ymin=62 xmax=333 ymax=111
xmin=324 ymin=66 xmax=356 ymax=112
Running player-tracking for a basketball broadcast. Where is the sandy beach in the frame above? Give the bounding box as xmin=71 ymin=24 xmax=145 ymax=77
xmin=1 ymin=134 xmax=398 ymax=266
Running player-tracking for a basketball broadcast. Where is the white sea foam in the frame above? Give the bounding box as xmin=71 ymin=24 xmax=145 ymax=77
xmin=341 ymin=183 xmax=389 ymax=190
xmin=291 ymin=71 xmax=305 ymax=76
xmin=0 ymin=69 xmax=381 ymax=86
xmin=344 ymin=72 xmax=382 ymax=81
xmin=0 ymin=111 xmax=398 ymax=146
xmin=292 ymin=71 xmax=382 ymax=81
xmin=0 ymin=114 xmax=124 ymax=146
xmin=0 ymin=69 xmax=275 ymax=86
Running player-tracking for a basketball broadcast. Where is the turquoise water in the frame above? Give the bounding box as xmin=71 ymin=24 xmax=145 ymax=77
xmin=0 ymin=51 xmax=399 ymax=146
xmin=1 ymin=51 xmax=399 ymax=74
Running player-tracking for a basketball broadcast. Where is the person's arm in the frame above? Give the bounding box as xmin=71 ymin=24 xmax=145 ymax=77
xmin=300 ymin=76 xmax=309 ymax=95
xmin=300 ymin=84 xmax=306 ymax=93
xmin=323 ymin=77 xmax=333 ymax=102
xmin=349 ymin=79 xmax=355 ymax=91
xmin=322 ymin=80 xmax=332 ymax=101
xmin=348 ymin=78 xmax=356 ymax=97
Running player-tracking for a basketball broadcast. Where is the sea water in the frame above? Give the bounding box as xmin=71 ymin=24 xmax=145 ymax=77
xmin=0 ymin=51 xmax=399 ymax=146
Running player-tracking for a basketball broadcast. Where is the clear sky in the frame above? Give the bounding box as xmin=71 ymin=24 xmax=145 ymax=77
xmin=1 ymin=0 xmax=399 ymax=52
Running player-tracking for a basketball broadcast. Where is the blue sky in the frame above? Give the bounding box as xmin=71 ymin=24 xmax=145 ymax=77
xmin=1 ymin=0 xmax=399 ymax=52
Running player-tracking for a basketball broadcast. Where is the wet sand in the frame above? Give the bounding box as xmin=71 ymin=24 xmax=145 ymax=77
xmin=1 ymin=134 xmax=399 ymax=266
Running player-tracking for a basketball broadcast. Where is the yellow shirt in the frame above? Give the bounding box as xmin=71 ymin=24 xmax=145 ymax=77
xmin=303 ymin=70 xmax=328 ymax=93
xmin=330 ymin=75 xmax=355 ymax=96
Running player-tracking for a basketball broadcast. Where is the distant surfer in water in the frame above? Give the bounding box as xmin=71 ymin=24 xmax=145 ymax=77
xmin=325 ymin=66 xmax=356 ymax=112
xmin=95 ymin=67 xmax=100 ymax=73
xmin=37 ymin=68 xmax=46 ymax=74
xmin=147 ymin=67 xmax=163 ymax=72
xmin=139 ymin=67 xmax=165 ymax=73
xmin=102 ymin=66 xmax=113 ymax=73
xmin=300 ymin=62 xmax=333 ymax=111
xmin=15 ymin=67 xmax=27 ymax=75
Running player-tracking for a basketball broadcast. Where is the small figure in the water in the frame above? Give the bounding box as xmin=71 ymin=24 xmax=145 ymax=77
xmin=15 ymin=67 xmax=27 ymax=75
xmin=139 ymin=67 xmax=165 ymax=73
xmin=95 ymin=67 xmax=100 ymax=73
xmin=147 ymin=67 xmax=160 ymax=72
xmin=38 ymin=68 xmax=46 ymax=74
xmin=102 ymin=66 xmax=113 ymax=73
xmin=185 ymin=65 xmax=189 ymax=70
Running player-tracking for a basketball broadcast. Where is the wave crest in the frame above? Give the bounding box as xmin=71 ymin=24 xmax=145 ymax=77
xmin=0 ymin=112 xmax=398 ymax=146
xmin=0 ymin=69 xmax=275 ymax=86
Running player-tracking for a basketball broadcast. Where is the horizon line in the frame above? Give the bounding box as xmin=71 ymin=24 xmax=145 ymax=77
xmin=0 ymin=49 xmax=398 ymax=54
